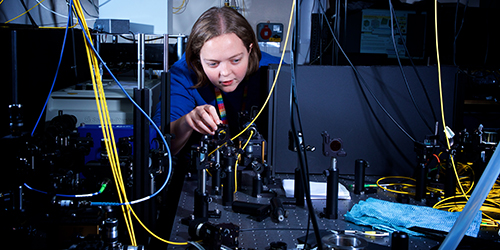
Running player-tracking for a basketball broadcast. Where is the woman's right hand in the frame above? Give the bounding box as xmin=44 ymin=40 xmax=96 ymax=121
xmin=184 ymin=104 xmax=222 ymax=135
xmin=170 ymin=104 xmax=221 ymax=155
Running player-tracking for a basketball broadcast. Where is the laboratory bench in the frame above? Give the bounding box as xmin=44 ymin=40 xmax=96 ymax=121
xmin=165 ymin=173 xmax=499 ymax=250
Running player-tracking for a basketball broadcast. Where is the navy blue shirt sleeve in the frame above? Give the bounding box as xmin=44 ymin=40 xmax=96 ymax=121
xmin=152 ymin=54 xmax=207 ymax=127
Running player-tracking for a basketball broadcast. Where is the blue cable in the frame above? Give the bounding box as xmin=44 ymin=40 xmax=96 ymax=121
xmin=27 ymin=1 xmax=103 ymax=199
xmin=24 ymin=183 xmax=102 ymax=198
xmin=72 ymin=11 xmax=172 ymax=207
xmin=31 ymin=0 xmax=74 ymax=137
xmin=25 ymin=1 xmax=171 ymax=206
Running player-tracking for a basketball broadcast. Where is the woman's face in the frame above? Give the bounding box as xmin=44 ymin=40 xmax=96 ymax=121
xmin=199 ymin=33 xmax=252 ymax=93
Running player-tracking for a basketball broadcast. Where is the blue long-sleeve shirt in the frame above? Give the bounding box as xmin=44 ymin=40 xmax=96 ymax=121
xmin=153 ymin=52 xmax=281 ymax=137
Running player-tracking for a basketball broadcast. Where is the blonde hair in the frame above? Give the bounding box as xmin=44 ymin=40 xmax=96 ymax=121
xmin=185 ymin=7 xmax=261 ymax=88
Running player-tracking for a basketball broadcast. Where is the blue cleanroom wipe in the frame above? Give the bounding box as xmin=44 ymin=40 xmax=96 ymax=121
xmin=344 ymin=198 xmax=482 ymax=237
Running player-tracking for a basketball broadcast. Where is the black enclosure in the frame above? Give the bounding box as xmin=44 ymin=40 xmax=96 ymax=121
xmin=267 ymin=65 xmax=458 ymax=176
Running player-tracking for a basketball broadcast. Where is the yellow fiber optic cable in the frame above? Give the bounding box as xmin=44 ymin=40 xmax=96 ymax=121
xmin=92 ymin=32 xmax=138 ymax=248
xmin=173 ymin=0 xmax=187 ymax=14
xmin=5 ymin=0 xmax=45 ymax=23
xmin=173 ymin=0 xmax=186 ymax=9
xmin=72 ymin=0 xmax=137 ymax=245
xmin=433 ymin=195 xmax=500 ymax=224
xmin=131 ymin=209 xmax=188 ymax=245
xmin=70 ymin=0 xmax=187 ymax=246
xmin=80 ymin=16 xmax=138 ymax=247
xmin=376 ymin=176 xmax=416 ymax=195
xmin=433 ymin=0 xmax=497 ymax=226
xmin=433 ymin=0 xmax=466 ymax=197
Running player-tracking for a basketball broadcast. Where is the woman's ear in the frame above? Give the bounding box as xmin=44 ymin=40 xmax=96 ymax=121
xmin=248 ymin=43 xmax=253 ymax=53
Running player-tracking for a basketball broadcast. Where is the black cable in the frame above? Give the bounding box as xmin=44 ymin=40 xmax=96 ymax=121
xmin=453 ymin=0 xmax=469 ymax=66
xmin=291 ymin=40 xmax=317 ymax=249
xmin=81 ymin=0 xmax=99 ymax=18
xmin=308 ymin=39 xmax=334 ymax=65
xmin=388 ymin=0 xmax=434 ymax=134
xmin=99 ymin=0 xmax=113 ymax=7
xmin=343 ymin=0 xmax=347 ymax=52
xmin=128 ymin=30 xmax=136 ymax=44
xmin=294 ymin=53 xmax=323 ymax=248
xmin=87 ymin=0 xmax=100 ymax=15
xmin=118 ymin=34 xmax=164 ymax=42
xmin=453 ymin=0 xmax=459 ymax=66
xmin=334 ymin=0 xmax=341 ymax=65
xmin=291 ymin=1 xmax=323 ymax=248
xmin=290 ymin=82 xmax=323 ymax=248
xmin=69 ymin=4 xmax=79 ymax=83
xmin=302 ymin=213 xmax=312 ymax=246
xmin=317 ymin=0 xmax=416 ymax=143
xmin=482 ymin=1 xmax=492 ymax=66
xmin=390 ymin=5 xmax=438 ymax=126
xmin=19 ymin=0 xmax=38 ymax=28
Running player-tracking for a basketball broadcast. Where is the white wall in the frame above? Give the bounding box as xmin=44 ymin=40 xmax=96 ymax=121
xmin=99 ymin=0 xmax=298 ymax=60
xmin=99 ymin=0 xmax=170 ymax=34
xmin=99 ymin=0 xmax=294 ymax=38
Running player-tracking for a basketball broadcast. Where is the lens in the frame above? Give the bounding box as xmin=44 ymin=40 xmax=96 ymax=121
xmin=330 ymin=139 xmax=342 ymax=152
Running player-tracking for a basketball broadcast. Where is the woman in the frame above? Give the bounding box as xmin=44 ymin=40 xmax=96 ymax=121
xmin=153 ymin=6 xmax=281 ymax=156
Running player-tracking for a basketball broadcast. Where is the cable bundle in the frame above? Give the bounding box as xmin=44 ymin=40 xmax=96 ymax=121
xmin=71 ymin=0 xmax=138 ymax=246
